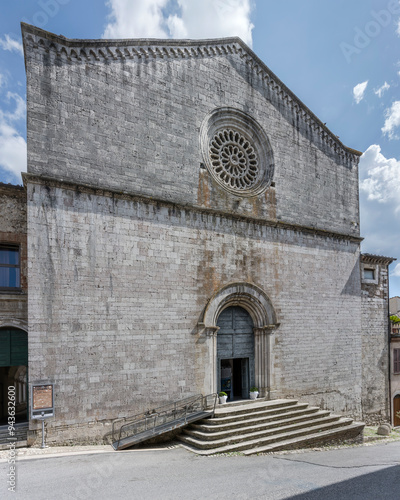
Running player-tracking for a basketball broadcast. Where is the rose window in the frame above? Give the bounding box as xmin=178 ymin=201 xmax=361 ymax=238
xmin=209 ymin=130 xmax=259 ymax=190
xmin=200 ymin=108 xmax=274 ymax=197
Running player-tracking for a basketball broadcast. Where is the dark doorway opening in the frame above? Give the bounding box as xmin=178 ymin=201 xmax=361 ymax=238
xmin=220 ymin=358 xmax=249 ymax=400
xmin=0 ymin=366 xmax=28 ymax=424
xmin=0 ymin=328 xmax=28 ymax=424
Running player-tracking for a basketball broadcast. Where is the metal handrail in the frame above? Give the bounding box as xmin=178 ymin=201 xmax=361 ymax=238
xmin=112 ymin=393 xmax=217 ymax=448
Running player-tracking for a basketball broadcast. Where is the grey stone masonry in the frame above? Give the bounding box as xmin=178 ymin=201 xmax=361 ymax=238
xmin=22 ymin=24 xmax=361 ymax=238
xmin=21 ymin=24 xmax=387 ymax=446
xmin=25 ymin=179 xmax=363 ymax=444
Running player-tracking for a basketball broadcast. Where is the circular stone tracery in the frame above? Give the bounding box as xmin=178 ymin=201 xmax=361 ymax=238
xmin=200 ymin=108 xmax=274 ymax=197
xmin=210 ymin=129 xmax=259 ymax=190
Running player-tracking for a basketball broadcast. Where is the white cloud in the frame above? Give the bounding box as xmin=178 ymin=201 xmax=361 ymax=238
xmin=0 ymin=92 xmax=27 ymax=182
xmin=353 ymin=80 xmax=368 ymax=104
xmin=103 ymin=0 xmax=254 ymax=46
xmin=374 ymin=81 xmax=390 ymax=98
xmin=167 ymin=14 xmax=188 ymax=38
xmin=359 ymin=144 xmax=400 ymax=209
xmin=382 ymin=100 xmax=400 ymax=139
xmin=397 ymin=18 xmax=400 ymax=36
xmin=0 ymin=34 xmax=23 ymax=55
xmin=393 ymin=264 xmax=400 ymax=277
xmin=103 ymin=0 xmax=169 ymax=39
xmin=4 ymin=92 xmax=26 ymax=122
xmin=167 ymin=0 xmax=254 ymax=46
xmin=0 ymin=124 xmax=27 ymax=182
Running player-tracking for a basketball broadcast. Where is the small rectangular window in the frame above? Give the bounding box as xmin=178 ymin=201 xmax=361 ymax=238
xmin=394 ymin=349 xmax=400 ymax=374
xmin=0 ymin=246 xmax=20 ymax=289
xmin=363 ymin=269 xmax=375 ymax=280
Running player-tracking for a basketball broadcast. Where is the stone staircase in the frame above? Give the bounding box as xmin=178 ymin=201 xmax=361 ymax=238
xmin=0 ymin=422 xmax=29 ymax=450
xmin=177 ymin=399 xmax=364 ymax=455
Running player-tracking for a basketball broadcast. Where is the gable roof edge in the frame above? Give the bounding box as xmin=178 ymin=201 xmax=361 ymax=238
xmin=21 ymin=23 xmax=362 ymax=163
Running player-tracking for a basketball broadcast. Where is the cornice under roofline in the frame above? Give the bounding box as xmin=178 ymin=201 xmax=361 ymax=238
xmin=21 ymin=23 xmax=362 ymax=165
xmin=361 ymin=253 xmax=396 ymax=265
xmin=22 ymin=172 xmax=363 ymax=244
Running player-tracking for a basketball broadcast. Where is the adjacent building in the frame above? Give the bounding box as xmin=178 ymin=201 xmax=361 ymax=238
xmin=361 ymin=255 xmax=396 ymax=425
xmin=0 ymin=183 xmax=28 ymax=425
xmin=389 ymin=296 xmax=400 ymax=426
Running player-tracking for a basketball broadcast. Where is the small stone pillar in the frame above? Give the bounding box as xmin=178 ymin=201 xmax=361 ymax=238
xmin=254 ymin=325 xmax=278 ymax=399
xmin=204 ymin=325 xmax=219 ymax=394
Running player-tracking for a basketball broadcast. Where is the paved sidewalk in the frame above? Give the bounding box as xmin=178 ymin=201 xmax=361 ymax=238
xmin=0 ymin=442 xmax=177 ymax=462
xmin=1 ymin=427 xmax=399 ymax=462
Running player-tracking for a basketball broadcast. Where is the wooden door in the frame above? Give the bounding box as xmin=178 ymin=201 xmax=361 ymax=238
xmin=217 ymin=307 xmax=255 ymax=396
xmin=394 ymin=396 xmax=400 ymax=427
xmin=0 ymin=329 xmax=28 ymax=367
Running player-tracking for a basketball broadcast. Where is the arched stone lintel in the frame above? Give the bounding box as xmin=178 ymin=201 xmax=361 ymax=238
xmin=0 ymin=321 xmax=28 ymax=332
xmin=199 ymin=282 xmax=278 ymax=330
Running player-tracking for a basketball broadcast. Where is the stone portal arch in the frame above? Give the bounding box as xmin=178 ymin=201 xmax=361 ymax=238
xmin=198 ymin=282 xmax=279 ymax=398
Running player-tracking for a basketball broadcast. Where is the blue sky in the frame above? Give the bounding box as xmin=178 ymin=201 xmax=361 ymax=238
xmin=0 ymin=0 xmax=399 ymax=295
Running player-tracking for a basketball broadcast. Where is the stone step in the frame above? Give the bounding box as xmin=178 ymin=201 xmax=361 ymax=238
xmin=179 ymin=417 xmax=356 ymax=455
xmin=192 ymin=406 xmax=322 ymax=433
xmin=179 ymin=415 xmax=350 ymax=451
xmin=0 ymin=423 xmax=29 ymax=446
xmin=0 ymin=441 xmax=27 ymax=451
xmin=213 ymin=399 xmax=299 ymax=418
xmin=242 ymin=422 xmax=365 ymax=455
xmin=204 ymin=401 xmax=308 ymax=425
xmin=185 ymin=409 xmax=331 ymax=440
xmin=213 ymin=397 xmax=275 ymax=408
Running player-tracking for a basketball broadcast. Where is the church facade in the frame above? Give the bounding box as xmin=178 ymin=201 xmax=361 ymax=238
xmin=15 ymin=23 xmax=394 ymax=444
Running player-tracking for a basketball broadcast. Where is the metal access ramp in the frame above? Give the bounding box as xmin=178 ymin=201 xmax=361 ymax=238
xmin=112 ymin=393 xmax=218 ymax=450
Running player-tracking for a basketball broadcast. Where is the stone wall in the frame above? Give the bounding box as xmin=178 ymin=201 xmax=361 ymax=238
xmin=389 ymin=296 xmax=400 ymax=315
xmin=26 ymin=181 xmax=362 ymax=443
xmin=360 ymin=255 xmax=392 ymax=424
xmin=23 ymin=26 xmax=360 ymax=238
xmin=0 ymin=183 xmax=27 ymax=330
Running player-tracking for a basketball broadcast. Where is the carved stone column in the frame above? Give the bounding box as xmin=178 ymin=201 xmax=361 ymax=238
xmin=204 ymin=326 xmax=219 ymax=394
xmin=254 ymin=325 xmax=279 ymax=399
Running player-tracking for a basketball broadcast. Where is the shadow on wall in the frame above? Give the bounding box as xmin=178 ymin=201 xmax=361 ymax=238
xmin=341 ymin=260 xmax=361 ymax=296
xmin=287 ymin=465 xmax=400 ymax=500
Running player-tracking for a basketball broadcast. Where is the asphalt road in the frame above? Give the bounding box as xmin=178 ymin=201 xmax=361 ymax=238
xmin=1 ymin=441 xmax=399 ymax=500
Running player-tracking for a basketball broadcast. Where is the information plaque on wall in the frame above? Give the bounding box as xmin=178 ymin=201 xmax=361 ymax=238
xmin=31 ymin=383 xmax=54 ymax=419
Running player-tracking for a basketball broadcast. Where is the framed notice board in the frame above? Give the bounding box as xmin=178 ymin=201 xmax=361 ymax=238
xmin=30 ymin=383 xmax=54 ymax=419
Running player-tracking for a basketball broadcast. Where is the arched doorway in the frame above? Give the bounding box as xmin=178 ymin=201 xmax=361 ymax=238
xmin=394 ymin=395 xmax=400 ymax=427
xmin=199 ymin=282 xmax=280 ymax=399
xmin=0 ymin=328 xmax=28 ymax=424
xmin=217 ymin=306 xmax=254 ymax=400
